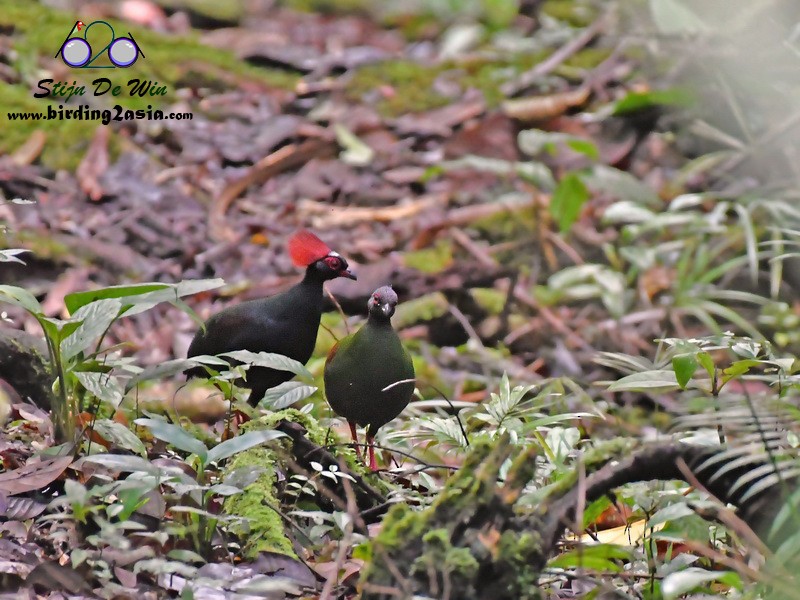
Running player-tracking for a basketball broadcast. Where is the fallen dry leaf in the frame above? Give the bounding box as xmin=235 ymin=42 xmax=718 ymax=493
xmin=502 ymin=87 xmax=591 ymax=123
xmin=77 ymin=126 xmax=110 ymax=202
xmin=0 ymin=455 xmax=73 ymax=496
xmin=10 ymin=131 xmax=47 ymax=167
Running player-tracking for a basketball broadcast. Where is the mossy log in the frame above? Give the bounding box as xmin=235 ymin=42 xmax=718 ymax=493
xmin=0 ymin=327 xmax=54 ymax=410
xmin=222 ymin=410 xmax=391 ymax=559
xmin=362 ymin=436 xmax=798 ymax=599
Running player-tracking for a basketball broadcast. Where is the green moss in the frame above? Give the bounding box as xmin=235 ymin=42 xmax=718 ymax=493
xmin=564 ymin=47 xmax=613 ymax=70
xmin=413 ymin=528 xmax=479 ymax=579
xmin=541 ymin=0 xmax=598 ymax=27
xmin=277 ymin=0 xmax=372 ymax=15
xmin=346 ymin=51 xmax=551 ymax=116
xmin=472 ymin=208 xmax=536 ymax=244
xmin=223 ymin=447 xmax=294 ymax=558
xmin=158 ymin=0 xmax=245 ymax=23
xmin=394 ymin=292 xmax=449 ymax=328
xmin=471 ymin=288 xmax=507 ymax=316
xmin=222 ymin=409 xmax=335 ymax=558
xmin=346 ymin=59 xmax=450 ymax=116
xmin=0 ymin=227 xmax=71 ymax=262
xmin=403 ymin=240 xmax=454 ymax=274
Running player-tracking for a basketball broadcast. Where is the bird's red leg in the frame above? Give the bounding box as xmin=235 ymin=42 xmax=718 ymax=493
xmin=348 ymin=421 xmax=362 ymax=461
xmin=366 ymin=432 xmax=378 ymax=471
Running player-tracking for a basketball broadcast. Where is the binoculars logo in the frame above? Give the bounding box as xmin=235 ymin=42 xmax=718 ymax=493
xmin=56 ymin=20 xmax=145 ymax=68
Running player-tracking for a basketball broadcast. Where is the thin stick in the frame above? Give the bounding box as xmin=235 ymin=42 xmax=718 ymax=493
xmin=325 ymin=287 xmax=350 ymax=337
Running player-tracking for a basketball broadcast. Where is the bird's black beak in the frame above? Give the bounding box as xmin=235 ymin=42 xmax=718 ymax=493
xmin=381 ymin=303 xmax=394 ymax=317
xmin=341 ymin=269 xmax=357 ymax=280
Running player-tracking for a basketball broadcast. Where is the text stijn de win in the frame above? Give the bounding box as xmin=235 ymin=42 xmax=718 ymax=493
xmin=35 ymin=78 xmax=167 ymax=102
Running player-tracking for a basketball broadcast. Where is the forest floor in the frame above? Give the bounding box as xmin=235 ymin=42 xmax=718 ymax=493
xmin=2 ymin=0 xmax=800 ymax=598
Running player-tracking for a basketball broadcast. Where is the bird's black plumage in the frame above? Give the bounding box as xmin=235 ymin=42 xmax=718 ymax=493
xmin=186 ymin=231 xmax=355 ymax=405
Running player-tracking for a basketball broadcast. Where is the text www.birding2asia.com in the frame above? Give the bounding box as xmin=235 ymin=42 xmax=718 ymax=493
xmin=10 ymin=77 xmax=193 ymax=125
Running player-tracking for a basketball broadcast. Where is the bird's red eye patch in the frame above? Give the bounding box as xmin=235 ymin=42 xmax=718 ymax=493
xmin=325 ymin=256 xmax=343 ymax=270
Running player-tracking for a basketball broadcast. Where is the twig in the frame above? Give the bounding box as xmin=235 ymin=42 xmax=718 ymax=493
xmin=210 ymin=139 xmax=336 ymax=242
xmin=449 ymin=227 xmax=498 ymax=268
xmin=325 ymin=287 xmax=349 ymax=337
xmin=500 ymin=13 xmax=610 ymax=96
xmin=319 ymin=469 xmax=357 ymax=600
xmin=674 ymin=457 xmax=770 ymax=557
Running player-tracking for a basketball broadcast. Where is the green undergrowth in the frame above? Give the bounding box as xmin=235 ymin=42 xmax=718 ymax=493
xmin=222 ymin=408 xmax=380 ymax=557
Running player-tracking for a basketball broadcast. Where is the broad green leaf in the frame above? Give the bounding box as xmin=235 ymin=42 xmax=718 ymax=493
xmin=65 ymin=284 xmax=170 ymax=313
xmin=135 ymin=418 xmax=208 ymax=461
xmin=548 ymin=544 xmax=631 ymax=572
xmin=61 ymin=299 xmax=122 ymax=361
xmin=585 ymin=165 xmax=661 ymax=207
xmin=222 ymin=350 xmax=313 ymax=380
xmin=671 ymin=355 xmax=697 ymax=389
xmin=662 ymin=568 xmax=741 ymax=599
xmin=206 ymin=483 xmax=245 ymax=497
xmin=0 ymin=284 xmax=42 ymax=314
xmin=74 ymin=372 xmax=125 ymax=407
xmin=721 ymin=359 xmax=761 ymax=385
xmin=603 ymin=201 xmax=656 ymax=224
xmin=581 ymin=496 xmax=612 ymax=529
xmin=223 ymin=466 xmax=266 ymax=490
xmin=649 ymin=0 xmax=708 ymax=35
xmin=206 ymin=429 xmax=287 ymax=465
xmin=607 ymin=370 xmax=680 ymax=393
xmin=39 ymin=317 xmax=83 ymax=345
xmin=696 ymin=351 xmax=714 ymax=377
xmin=565 ymin=138 xmax=599 ymax=160
xmin=613 ymin=89 xmax=692 ymax=115
xmin=78 ymin=454 xmax=159 ymax=474
xmin=65 ymin=279 xmax=224 ymax=316
xmin=551 ymin=173 xmax=589 ymax=234
xmin=92 ymin=419 xmax=147 ymax=456
xmin=260 ymin=381 xmax=318 ymax=409
xmin=647 ymin=502 xmax=695 ymax=528
xmin=125 ymin=355 xmax=230 ymax=391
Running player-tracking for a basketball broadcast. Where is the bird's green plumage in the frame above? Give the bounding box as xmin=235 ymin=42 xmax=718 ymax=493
xmin=324 ymin=299 xmax=415 ymax=435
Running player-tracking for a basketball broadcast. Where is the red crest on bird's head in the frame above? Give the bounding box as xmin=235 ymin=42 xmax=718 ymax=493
xmin=288 ymin=230 xmax=332 ymax=267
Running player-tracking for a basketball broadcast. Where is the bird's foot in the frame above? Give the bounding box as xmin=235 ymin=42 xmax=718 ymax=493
xmin=367 ymin=435 xmax=378 ymax=471
xmin=348 ymin=421 xmax=363 ymax=461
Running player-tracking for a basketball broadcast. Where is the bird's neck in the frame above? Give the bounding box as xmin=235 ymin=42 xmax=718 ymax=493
xmin=367 ymin=314 xmax=393 ymax=329
xmin=290 ymin=271 xmax=325 ymax=308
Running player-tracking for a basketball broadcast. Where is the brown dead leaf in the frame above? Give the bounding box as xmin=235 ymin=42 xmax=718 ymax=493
xmin=502 ymin=87 xmax=591 ymax=123
xmin=313 ymin=558 xmax=364 ymax=585
xmin=444 ymin=111 xmax=518 ymax=160
xmin=639 ymin=265 xmax=675 ymax=300
xmin=0 ymin=455 xmax=73 ymax=496
xmin=77 ymin=126 xmax=110 ymax=202
xmin=477 ymin=528 xmax=502 ymax=556
xmin=10 ymin=131 xmax=47 ymax=166
xmin=26 ymin=560 xmax=93 ymax=594
xmin=76 ymin=412 xmax=112 ymax=449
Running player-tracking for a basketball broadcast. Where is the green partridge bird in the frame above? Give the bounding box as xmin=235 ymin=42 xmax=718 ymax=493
xmin=324 ymin=286 xmax=415 ymax=471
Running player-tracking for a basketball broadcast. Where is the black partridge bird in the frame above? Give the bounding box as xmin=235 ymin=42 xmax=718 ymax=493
xmin=187 ymin=230 xmax=356 ymax=405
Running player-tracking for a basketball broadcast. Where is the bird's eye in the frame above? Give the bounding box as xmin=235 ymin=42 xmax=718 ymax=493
xmin=325 ymin=256 xmax=342 ymax=270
